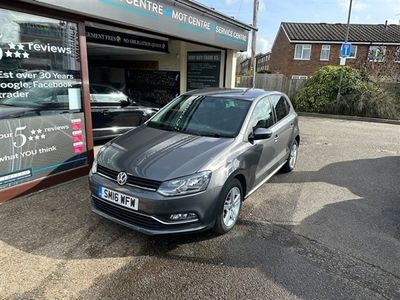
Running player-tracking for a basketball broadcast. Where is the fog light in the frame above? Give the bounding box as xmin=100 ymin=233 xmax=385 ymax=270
xmin=170 ymin=213 xmax=198 ymax=221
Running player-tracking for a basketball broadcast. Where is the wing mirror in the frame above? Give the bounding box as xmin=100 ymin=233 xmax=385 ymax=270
xmin=249 ymin=128 xmax=273 ymax=142
xmin=120 ymin=99 xmax=130 ymax=107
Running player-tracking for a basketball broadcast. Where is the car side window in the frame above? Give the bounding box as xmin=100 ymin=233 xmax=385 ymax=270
xmin=91 ymin=85 xmax=127 ymax=104
xmin=273 ymin=95 xmax=290 ymax=122
xmin=249 ymin=97 xmax=274 ymax=130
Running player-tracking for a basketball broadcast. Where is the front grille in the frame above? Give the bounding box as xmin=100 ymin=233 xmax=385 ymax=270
xmin=93 ymin=197 xmax=171 ymax=229
xmin=97 ymin=164 xmax=162 ymax=190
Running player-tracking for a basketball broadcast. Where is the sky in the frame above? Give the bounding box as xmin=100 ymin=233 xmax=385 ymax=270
xmin=196 ymin=0 xmax=400 ymax=55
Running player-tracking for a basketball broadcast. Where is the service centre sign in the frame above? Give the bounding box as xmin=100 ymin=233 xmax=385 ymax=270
xmin=28 ymin=0 xmax=250 ymax=51
xmin=0 ymin=8 xmax=88 ymax=189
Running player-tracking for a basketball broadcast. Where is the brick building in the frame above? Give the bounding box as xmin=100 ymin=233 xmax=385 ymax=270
xmin=239 ymin=52 xmax=271 ymax=75
xmin=256 ymin=52 xmax=271 ymax=72
xmin=269 ymin=22 xmax=400 ymax=79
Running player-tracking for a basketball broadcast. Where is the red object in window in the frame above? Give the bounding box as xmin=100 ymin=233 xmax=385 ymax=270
xmin=73 ymin=141 xmax=84 ymax=154
xmin=71 ymin=119 xmax=82 ymax=131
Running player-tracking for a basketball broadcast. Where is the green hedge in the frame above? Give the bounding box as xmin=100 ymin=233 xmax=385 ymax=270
xmin=294 ymin=65 xmax=400 ymax=120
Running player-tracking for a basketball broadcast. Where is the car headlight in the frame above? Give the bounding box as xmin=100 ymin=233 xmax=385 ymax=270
xmin=90 ymin=159 xmax=98 ymax=174
xmin=90 ymin=144 xmax=108 ymax=174
xmin=157 ymin=171 xmax=212 ymax=196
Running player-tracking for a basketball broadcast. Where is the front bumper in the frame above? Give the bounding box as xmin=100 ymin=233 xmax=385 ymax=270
xmin=89 ymin=173 xmax=222 ymax=235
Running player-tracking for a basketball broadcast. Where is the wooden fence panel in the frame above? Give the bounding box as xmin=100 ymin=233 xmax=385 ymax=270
xmin=236 ymin=74 xmax=307 ymax=99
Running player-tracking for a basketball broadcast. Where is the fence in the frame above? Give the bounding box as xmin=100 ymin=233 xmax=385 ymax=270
xmin=236 ymin=74 xmax=307 ymax=99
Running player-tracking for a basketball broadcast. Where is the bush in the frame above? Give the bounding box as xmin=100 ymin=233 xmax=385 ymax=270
xmin=294 ymin=65 xmax=400 ymax=119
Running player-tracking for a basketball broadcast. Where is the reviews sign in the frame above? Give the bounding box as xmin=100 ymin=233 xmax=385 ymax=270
xmin=0 ymin=9 xmax=84 ymax=191
xmin=0 ymin=113 xmax=88 ymax=189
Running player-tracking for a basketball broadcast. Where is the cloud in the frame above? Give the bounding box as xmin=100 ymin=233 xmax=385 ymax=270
xmin=256 ymin=36 xmax=270 ymax=53
xmin=223 ymin=0 xmax=265 ymax=12
xmin=337 ymin=0 xmax=368 ymax=11
xmin=387 ymin=18 xmax=400 ymax=25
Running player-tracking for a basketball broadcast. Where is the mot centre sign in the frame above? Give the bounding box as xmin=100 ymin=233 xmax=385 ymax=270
xmin=27 ymin=0 xmax=251 ymax=51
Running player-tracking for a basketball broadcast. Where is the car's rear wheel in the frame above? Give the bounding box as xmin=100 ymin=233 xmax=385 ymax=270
xmin=281 ymin=139 xmax=299 ymax=173
xmin=214 ymin=179 xmax=243 ymax=234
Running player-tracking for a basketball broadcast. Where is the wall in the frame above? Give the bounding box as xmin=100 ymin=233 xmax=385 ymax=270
xmin=179 ymin=41 xmax=226 ymax=93
xmin=271 ymin=37 xmax=400 ymax=79
xmin=285 ymin=43 xmax=366 ymax=78
xmin=269 ymin=28 xmax=290 ymax=76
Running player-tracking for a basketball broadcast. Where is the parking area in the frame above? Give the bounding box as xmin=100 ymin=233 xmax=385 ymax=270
xmin=0 ymin=116 xmax=399 ymax=299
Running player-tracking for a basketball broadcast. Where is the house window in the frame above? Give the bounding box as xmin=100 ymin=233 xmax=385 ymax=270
xmin=368 ymin=46 xmax=386 ymax=62
xmin=395 ymin=47 xmax=400 ymax=63
xmin=320 ymin=45 xmax=331 ymax=60
xmin=291 ymin=75 xmax=308 ymax=79
xmin=294 ymin=44 xmax=311 ymax=60
xmin=348 ymin=45 xmax=357 ymax=59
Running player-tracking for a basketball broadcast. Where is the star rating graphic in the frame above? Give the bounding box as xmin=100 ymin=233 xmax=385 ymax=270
xmin=28 ymin=129 xmax=46 ymax=142
xmin=1 ymin=42 xmax=30 ymax=60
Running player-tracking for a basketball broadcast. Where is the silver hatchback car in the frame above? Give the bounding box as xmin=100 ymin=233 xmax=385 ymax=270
xmin=89 ymin=88 xmax=300 ymax=235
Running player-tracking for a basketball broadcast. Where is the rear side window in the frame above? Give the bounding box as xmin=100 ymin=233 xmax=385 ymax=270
xmin=273 ymin=95 xmax=290 ymax=122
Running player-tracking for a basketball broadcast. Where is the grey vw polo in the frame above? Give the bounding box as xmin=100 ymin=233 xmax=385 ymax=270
xmin=89 ymin=88 xmax=300 ymax=235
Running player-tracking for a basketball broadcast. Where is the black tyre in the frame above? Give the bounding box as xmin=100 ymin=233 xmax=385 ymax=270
xmin=213 ymin=178 xmax=243 ymax=234
xmin=281 ymin=139 xmax=299 ymax=173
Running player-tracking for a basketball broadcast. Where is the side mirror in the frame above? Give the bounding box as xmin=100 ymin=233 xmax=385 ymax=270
xmin=249 ymin=128 xmax=273 ymax=142
xmin=120 ymin=100 xmax=130 ymax=107
xmin=128 ymin=96 xmax=137 ymax=105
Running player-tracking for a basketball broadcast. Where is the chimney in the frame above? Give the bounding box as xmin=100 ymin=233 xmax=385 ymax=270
xmin=384 ymin=20 xmax=388 ymax=29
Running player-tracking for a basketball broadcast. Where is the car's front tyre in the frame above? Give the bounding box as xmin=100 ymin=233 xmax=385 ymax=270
xmin=213 ymin=179 xmax=243 ymax=234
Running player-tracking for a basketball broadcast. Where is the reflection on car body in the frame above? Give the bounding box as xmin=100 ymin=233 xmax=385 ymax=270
xmin=89 ymin=88 xmax=300 ymax=235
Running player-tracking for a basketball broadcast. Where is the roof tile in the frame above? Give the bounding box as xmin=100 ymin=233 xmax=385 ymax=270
xmin=282 ymin=22 xmax=400 ymax=43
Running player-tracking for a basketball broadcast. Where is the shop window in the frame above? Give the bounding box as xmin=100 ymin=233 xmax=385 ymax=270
xmin=0 ymin=8 xmax=87 ymax=189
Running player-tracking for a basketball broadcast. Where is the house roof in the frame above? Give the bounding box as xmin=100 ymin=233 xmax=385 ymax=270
xmin=281 ymin=22 xmax=400 ymax=44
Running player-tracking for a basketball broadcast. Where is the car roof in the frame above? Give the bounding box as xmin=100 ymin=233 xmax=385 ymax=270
xmin=184 ymin=88 xmax=280 ymax=101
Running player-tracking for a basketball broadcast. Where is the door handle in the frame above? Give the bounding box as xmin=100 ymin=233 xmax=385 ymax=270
xmin=102 ymin=110 xmax=110 ymax=115
xmin=274 ymin=134 xmax=279 ymax=142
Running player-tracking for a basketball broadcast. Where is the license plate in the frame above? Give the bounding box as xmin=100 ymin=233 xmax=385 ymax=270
xmin=98 ymin=186 xmax=139 ymax=211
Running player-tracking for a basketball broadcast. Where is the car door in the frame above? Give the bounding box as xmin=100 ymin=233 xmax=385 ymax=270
xmin=90 ymin=85 xmax=143 ymax=135
xmin=270 ymin=94 xmax=295 ymax=165
xmin=247 ymin=96 xmax=278 ymax=186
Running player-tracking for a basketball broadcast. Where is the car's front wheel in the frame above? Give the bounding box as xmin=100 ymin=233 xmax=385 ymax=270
xmin=214 ymin=179 xmax=243 ymax=234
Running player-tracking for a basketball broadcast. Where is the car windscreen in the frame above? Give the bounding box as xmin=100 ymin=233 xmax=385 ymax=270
xmin=147 ymin=95 xmax=251 ymax=138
